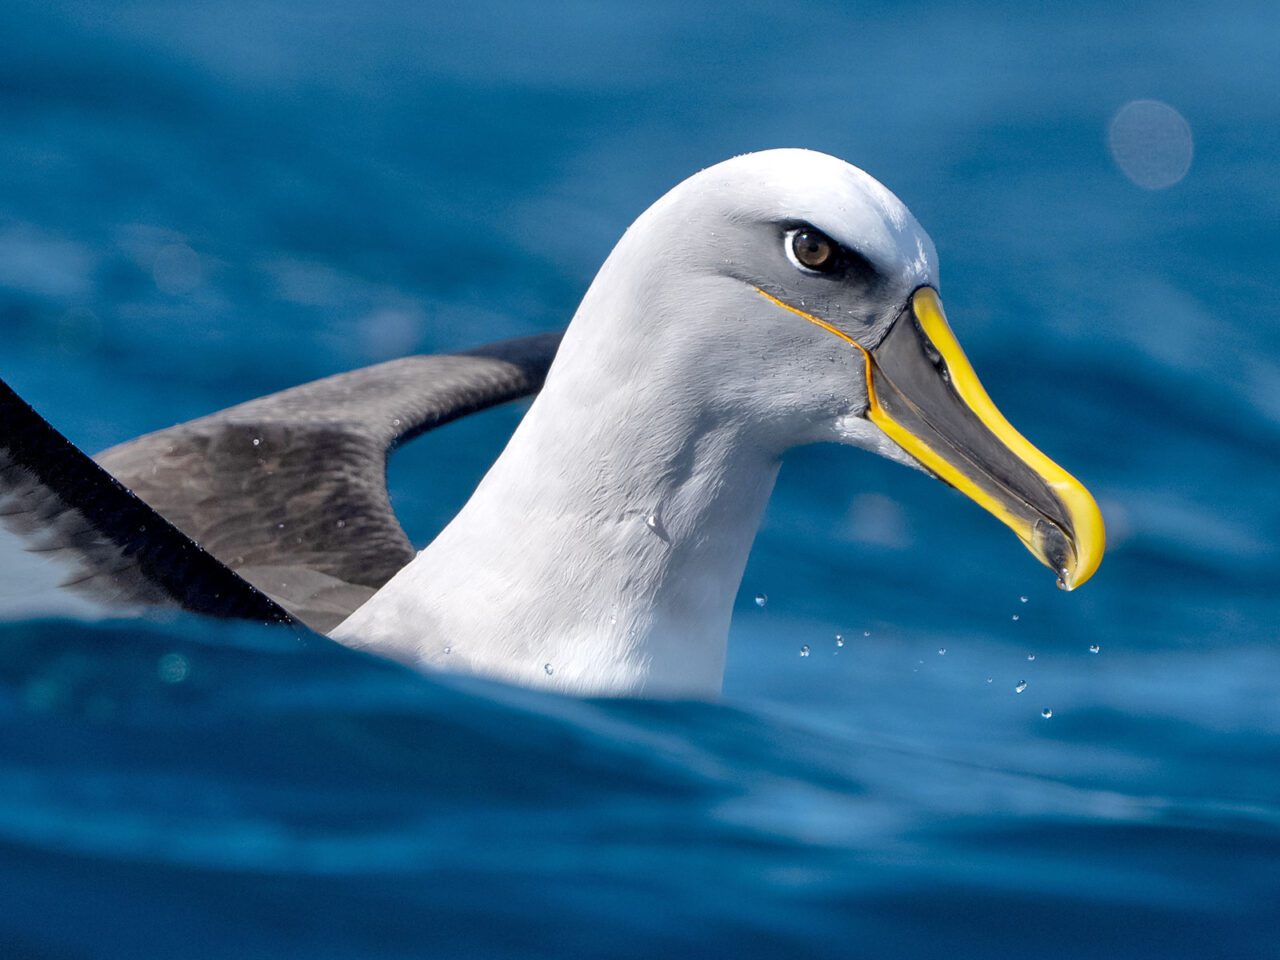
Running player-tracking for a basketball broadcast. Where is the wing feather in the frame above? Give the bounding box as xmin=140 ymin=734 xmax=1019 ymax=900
xmin=0 ymin=378 xmax=293 ymax=623
xmin=94 ymin=333 xmax=561 ymax=629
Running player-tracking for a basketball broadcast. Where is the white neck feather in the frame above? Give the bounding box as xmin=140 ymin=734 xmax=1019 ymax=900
xmin=332 ymin=266 xmax=784 ymax=697
xmin=330 ymin=148 xmax=940 ymax=696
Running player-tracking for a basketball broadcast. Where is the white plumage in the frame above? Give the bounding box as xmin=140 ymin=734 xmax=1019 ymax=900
xmin=331 ymin=150 xmax=939 ymax=696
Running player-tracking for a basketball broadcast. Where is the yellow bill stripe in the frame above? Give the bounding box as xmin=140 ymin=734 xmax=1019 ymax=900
xmin=908 ymin=289 xmax=1104 ymax=588
xmin=754 ymin=286 xmax=1105 ymax=590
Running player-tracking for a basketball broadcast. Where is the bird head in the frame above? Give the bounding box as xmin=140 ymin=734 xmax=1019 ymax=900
xmin=575 ymin=148 xmax=1104 ymax=589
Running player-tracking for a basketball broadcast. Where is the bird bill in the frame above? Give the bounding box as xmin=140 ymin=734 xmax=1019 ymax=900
xmin=864 ymin=287 xmax=1104 ymax=589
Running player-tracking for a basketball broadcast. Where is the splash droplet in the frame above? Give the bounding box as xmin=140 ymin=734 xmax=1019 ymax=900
xmin=251 ymin=437 xmax=261 ymax=447
xmin=799 ymin=645 xmax=810 ymax=657
xmin=1041 ymin=707 xmax=1053 ymax=719
xmin=1027 ymin=654 xmax=1036 ymax=661
xmin=1108 ymin=99 xmax=1194 ymax=190
xmin=443 ymin=645 xmax=452 ymax=655
xmin=544 ymin=663 xmax=554 ymax=675
xmin=645 ymin=514 xmax=658 ymax=531
xmin=985 ymin=677 xmax=994 ymax=684
xmin=1019 ymin=595 xmax=1029 ymax=604
xmin=754 ymin=593 xmax=768 ymax=608
xmin=152 ymin=243 xmax=203 ymax=295
xmin=863 ymin=630 xmax=871 ymax=638
xmin=336 ymin=519 xmax=346 ymax=528
xmin=937 ymin=648 xmax=947 ymax=656
xmin=157 ymin=652 xmax=189 ymax=684
xmin=834 ymin=634 xmax=844 ymax=648
xmin=1011 ymin=614 xmax=1021 ymax=622
xmin=1015 ymin=680 xmax=1028 ymax=694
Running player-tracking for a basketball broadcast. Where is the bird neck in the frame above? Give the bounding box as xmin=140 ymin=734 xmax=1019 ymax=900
xmin=333 ymin=321 xmax=782 ymax=698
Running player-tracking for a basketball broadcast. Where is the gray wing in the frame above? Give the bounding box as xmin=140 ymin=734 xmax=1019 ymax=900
xmin=0 ymin=377 xmax=294 ymax=624
xmin=95 ymin=333 xmax=562 ymax=631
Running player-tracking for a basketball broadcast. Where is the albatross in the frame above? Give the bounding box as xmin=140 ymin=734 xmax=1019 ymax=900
xmin=0 ymin=149 xmax=1104 ymax=698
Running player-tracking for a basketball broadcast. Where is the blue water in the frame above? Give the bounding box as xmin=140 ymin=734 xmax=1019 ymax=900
xmin=2 ymin=1 xmax=1278 ymax=956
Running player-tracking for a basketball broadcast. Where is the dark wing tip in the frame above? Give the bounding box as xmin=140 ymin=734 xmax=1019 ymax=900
xmin=0 ymin=377 xmax=295 ymax=625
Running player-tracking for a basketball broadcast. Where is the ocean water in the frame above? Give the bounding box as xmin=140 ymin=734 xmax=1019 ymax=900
xmin=1 ymin=1 xmax=1278 ymax=957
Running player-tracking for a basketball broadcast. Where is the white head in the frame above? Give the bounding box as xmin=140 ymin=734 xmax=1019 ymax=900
xmin=553 ymin=148 xmax=1103 ymax=589
xmin=334 ymin=149 xmax=1103 ymax=698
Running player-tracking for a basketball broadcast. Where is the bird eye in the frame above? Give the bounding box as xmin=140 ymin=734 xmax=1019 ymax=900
xmin=789 ymin=228 xmax=838 ymax=272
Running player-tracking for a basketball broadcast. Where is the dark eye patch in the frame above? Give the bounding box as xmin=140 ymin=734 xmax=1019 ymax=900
xmin=783 ymin=222 xmax=879 ymax=283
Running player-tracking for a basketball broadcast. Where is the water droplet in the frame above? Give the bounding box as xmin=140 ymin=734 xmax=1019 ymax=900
xmin=157 ymin=652 xmax=189 ymax=684
xmin=1089 ymin=644 xmax=1101 ymax=654
xmin=443 ymin=645 xmax=452 ymax=655
xmin=251 ymin=437 xmax=261 ymax=447
xmin=1027 ymin=654 xmax=1036 ymax=661
xmin=1015 ymin=680 xmax=1028 ymax=694
xmin=937 ymin=648 xmax=947 ymax=656
xmin=799 ymin=645 xmax=810 ymax=657
xmin=391 ymin=418 xmax=402 ymax=428
xmin=645 ymin=514 xmax=658 ymax=531
xmin=152 ymin=243 xmax=203 ymax=295
xmin=1011 ymin=614 xmax=1021 ymax=622
xmin=544 ymin=663 xmax=554 ymax=675
xmin=863 ymin=630 xmax=871 ymax=638
xmin=1108 ymin=99 xmax=1194 ymax=190
xmin=277 ymin=522 xmax=285 ymax=529
xmin=754 ymin=594 xmax=768 ymax=608
xmin=1056 ymin=573 xmax=1069 ymax=591
xmin=1041 ymin=707 xmax=1053 ymax=719
xmin=336 ymin=519 xmax=346 ymax=528
xmin=834 ymin=634 xmax=844 ymax=647
xmin=1019 ymin=595 xmax=1029 ymax=603
xmin=985 ymin=677 xmax=994 ymax=684
xmin=609 ymin=614 xmax=617 ymax=625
